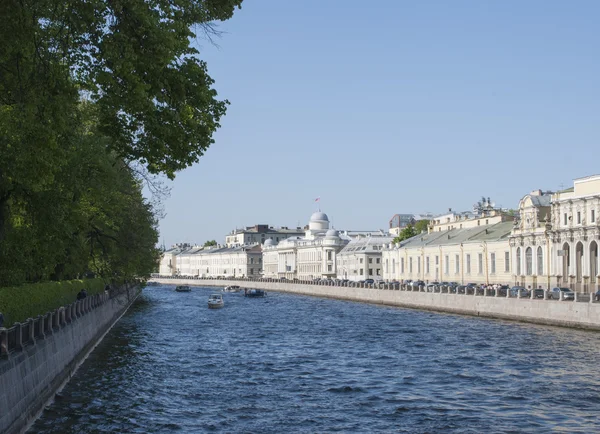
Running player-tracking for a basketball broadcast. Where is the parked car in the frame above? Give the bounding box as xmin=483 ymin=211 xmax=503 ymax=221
xmin=533 ymin=288 xmax=545 ymax=299
xmin=427 ymin=281 xmax=440 ymax=291
xmin=510 ymin=286 xmax=529 ymax=297
xmin=410 ymin=280 xmax=425 ymax=288
xmin=364 ymin=278 xmax=375 ymax=285
xmin=595 ymin=290 xmax=600 ymax=302
xmin=550 ymin=287 xmax=575 ymax=300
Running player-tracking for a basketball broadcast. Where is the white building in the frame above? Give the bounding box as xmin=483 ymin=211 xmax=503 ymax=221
xmin=160 ymin=244 xmax=263 ymax=278
xmin=262 ymin=212 xmax=349 ymax=280
xmin=337 ymin=234 xmax=395 ymax=281
xmin=158 ymin=243 xmax=193 ymax=275
xmin=509 ymin=175 xmax=600 ymax=292
xmin=225 ymin=224 xmax=304 ymax=247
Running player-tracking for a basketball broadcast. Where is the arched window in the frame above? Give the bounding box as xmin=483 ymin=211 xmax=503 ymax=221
xmin=537 ymin=246 xmax=543 ymax=275
xmin=526 ymin=247 xmax=533 ymax=275
xmin=516 ymin=247 xmax=521 ymax=275
xmin=392 ymin=259 xmax=396 ymax=274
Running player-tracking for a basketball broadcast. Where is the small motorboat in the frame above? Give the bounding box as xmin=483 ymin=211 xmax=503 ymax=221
xmin=244 ymin=288 xmax=266 ymax=298
xmin=208 ymin=293 xmax=224 ymax=309
xmin=175 ymin=285 xmax=191 ymax=292
xmin=223 ymin=285 xmax=241 ymax=293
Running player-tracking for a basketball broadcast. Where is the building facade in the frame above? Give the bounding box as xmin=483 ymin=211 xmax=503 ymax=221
xmin=337 ymin=234 xmax=394 ymax=281
xmin=382 ymin=219 xmax=513 ymax=285
xmin=262 ymin=212 xmax=349 ymax=280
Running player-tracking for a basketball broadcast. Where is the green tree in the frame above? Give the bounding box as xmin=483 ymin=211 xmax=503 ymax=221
xmin=0 ymin=1 xmax=243 ymax=286
xmin=414 ymin=219 xmax=430 ymax=234
xmin=393 ymin=225 xmax=417 ymax=244
xmin=204 ymin=240 xmax=217 ymax=247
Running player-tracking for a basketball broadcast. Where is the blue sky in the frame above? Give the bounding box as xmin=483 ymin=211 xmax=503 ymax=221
xmin=156 ymin=0 xmax=600 ymax=247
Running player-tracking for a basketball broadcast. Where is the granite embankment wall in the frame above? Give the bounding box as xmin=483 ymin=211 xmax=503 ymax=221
xmin=153 ymin=278 xmax=600 ymax=331
xmin=0 ymin=286 xmax=140 ymax=434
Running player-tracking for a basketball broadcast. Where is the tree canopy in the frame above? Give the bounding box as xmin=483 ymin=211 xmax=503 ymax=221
xmin=0 ymin=0 xmax=243 ymax=286
xmin=391 ymin=220 xmax=430 ymax=244
xmin=204 ymin=240 xmax=218 ymax=247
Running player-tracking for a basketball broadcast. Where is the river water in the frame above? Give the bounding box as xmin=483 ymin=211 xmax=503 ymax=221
xmin=31 ymin=284 xmax=600 ymax=433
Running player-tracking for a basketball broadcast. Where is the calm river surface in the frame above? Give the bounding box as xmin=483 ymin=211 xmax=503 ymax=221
xmin=31 ymin=284 xmax=600 ymax=433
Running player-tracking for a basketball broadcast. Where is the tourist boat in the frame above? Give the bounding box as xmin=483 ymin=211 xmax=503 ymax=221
xmin=244 ymin=288 xmax=266 ymax=298
xmin=223 ymin=285 xmax=241 ymax=292
xmin=175 ymin=285 xmax=191 ymax=292
xmin=208 ymin=293 xmax=224 ymax=309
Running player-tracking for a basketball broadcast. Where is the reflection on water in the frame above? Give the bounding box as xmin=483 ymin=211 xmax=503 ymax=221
xmin=31 ymin=285 xmax=600 ymax=433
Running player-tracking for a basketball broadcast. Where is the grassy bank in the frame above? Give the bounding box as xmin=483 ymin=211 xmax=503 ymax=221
xmin=0 ymin=279 xmax=107 ymax=327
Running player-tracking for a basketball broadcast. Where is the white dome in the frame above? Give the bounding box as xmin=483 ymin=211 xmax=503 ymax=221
xmin=310 ymin=212 xmax=329 ymax=222
xmin=264 ymin=239 xmax=276 ymax=247
xmin=309 ymin=211 xmax=330 ymax=231
xmin=325 ymin=229 xmax=340 ymax=239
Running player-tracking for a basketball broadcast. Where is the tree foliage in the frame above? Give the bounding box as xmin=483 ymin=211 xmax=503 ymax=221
xmin=0 ymin=0 xmax=242 ymax=287
xmin=204 ymin=240 xmax=218 ymax=247
xmin=393 ymin=226 xmax=417 ymax=244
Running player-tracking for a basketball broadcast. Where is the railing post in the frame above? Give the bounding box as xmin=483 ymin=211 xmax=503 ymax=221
xmin=38 ymin=315 xmax=45 ymax=339
xmin=0 ymin=328 xmax=8 ymax=357
xmin=574 ymin=291 xmax=579 ymax=302
xmin=506 ymin=288 xmax=510 ymax=298
xmin=559 ymin=291 xmax=564 ymax=301
xmin=27 ymin=318 xmax=35 ymax=345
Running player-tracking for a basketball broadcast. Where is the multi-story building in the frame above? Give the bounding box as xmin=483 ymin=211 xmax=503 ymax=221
xmin=262 ymin=212 xmax=349 ymax=280
xmin=225 ymin=224 xmax=304 ymax=247
xmin=337 ymin=234 xmax=394 ymax=281
xmin=382 ymin=218 xmax=513 ymax=285
xmin=509 ymin=175 xmax=600 ymax=292
xmin=549 ymin=175 xmax=600 ymax=291
xmin=158 ymin=243 xmax=193 ymax=275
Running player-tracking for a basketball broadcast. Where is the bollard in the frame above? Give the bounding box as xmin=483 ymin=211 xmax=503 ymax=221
xmin=559 ymin=291 xmax=564 ymax=301
xmin=483 ymin=287 xmax=488 ymax=297
xmin=506 ymin=288 xmax=510 ymax=298
xmin=530 ymin=290 xmax=535 ymax=300
xmin=574 ymin=292 xmax=579 ymax=302
xmin=590 ymin=292 xmax=595 ymax=304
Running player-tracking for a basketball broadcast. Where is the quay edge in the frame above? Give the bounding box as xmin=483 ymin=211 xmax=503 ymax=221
xmin=150 ymin=278 xmax=600 ymax=331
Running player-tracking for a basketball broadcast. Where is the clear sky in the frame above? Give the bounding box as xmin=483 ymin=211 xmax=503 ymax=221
xmin=156 ymin=0 xmax=600 ymax=248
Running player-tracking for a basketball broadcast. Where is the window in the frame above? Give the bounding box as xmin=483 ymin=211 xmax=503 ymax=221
xmin=455 ymin=254 xmax=459 ymax=273
xmin=426 ymin=257 xmax=430 ymax=274
xmin=478 ymin=253 xmax=483 ymax=274
xmin=368 ymin=258 xmax=373 ymax=264
xmin=417 ymin=257 xmax=421 ymax=274
xmin=376 ymin=269 xmax=381 ymax=275
xmin=526 ymin=247 xmax=532 ymax=275
xmin=360 ymin=268 xmax=364 ymax=275
xmin=376 ymin=258 xmax=380 ymax=264
xmin=327 ymin=251 xmax=332 ymax=260
xmin=537 ymin=246 xmax=543 ymax=275
xmin=577 ymin=211 xmax=581 ymax=224
xmin=392 ymin=259 xmax=396 ymax=273
xmin=328 ymin=264 xmax=332 ymax=272
xmin=360 ymin=258 xmax=364 ymax=264
xmin=490 ymin=253 xmax=496 ymax=274
xmin=564 ymin=213 xmax=568 ymax=225
xmin=369 ymin=268 xmax=373 ymax=276
xmin=401 ymin=258 xmax=405 ymax=273
xmin=592 ymin=210 xmax=596 ymax=223
xmin=466 ymin=254 xmax=471 ymax=274
xmin=409 ymin=257 xmax=413 ymax=273
xmin=504 ymin=251 xmax=510 ymax=272
xmin=516 ymin=247 xmax=521 ymax=275
xmin=250 ymin=268 xmax=254 ymax=275
xmin=445 ymin=255 xmax=449 ymax=275
xmin=385 ymin=259 xmax=388 ymax=273
xmin=435 ymin=256 xmax=439 ymax=265
xmin=250 ymin=258 xmax=254 ymax=264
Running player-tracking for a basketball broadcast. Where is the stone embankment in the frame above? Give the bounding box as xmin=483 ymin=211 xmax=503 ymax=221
xmin=153 ymin=277 xmax=600 ymax=331
xmin=0 ymin=285 xmax=140 ymax=434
